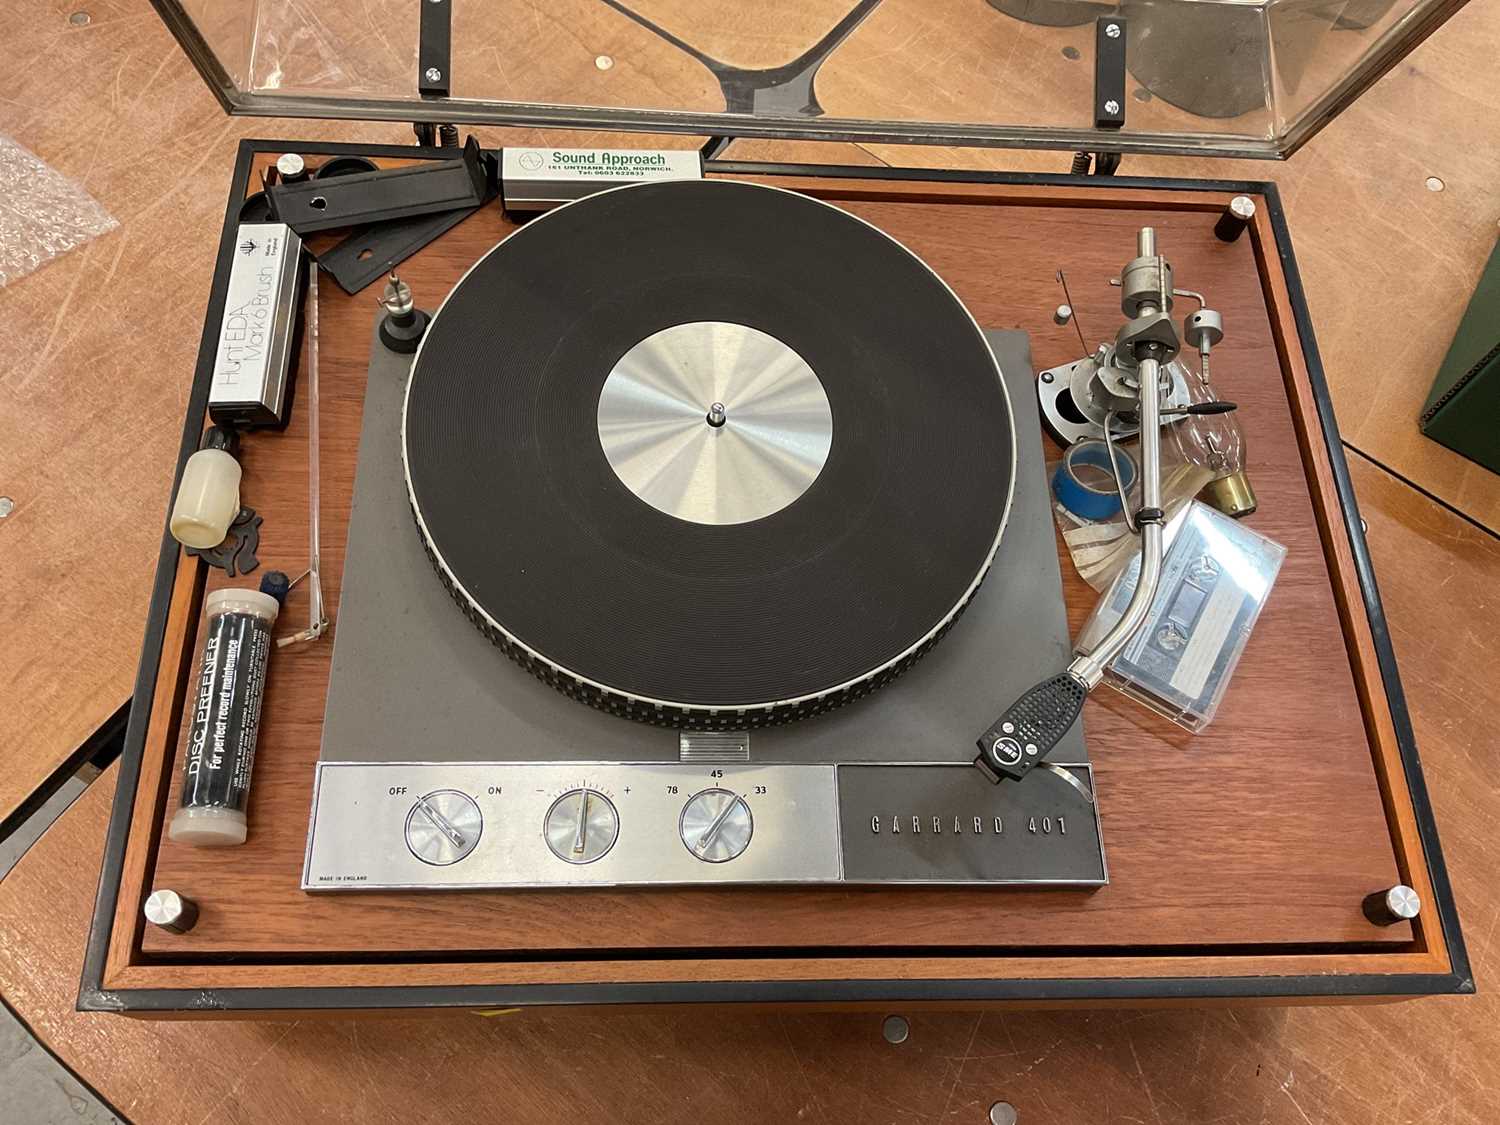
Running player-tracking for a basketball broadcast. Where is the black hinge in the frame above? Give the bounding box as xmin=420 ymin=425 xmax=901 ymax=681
xmin=419 ymin=0 xmax=451 ymax=97
xmin=1094 ymin=16 xmax=1126 ymax=130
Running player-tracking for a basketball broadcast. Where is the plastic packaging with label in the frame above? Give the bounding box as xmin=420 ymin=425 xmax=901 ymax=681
xmin=1075 ymin=500 xmax=1285 ymax=731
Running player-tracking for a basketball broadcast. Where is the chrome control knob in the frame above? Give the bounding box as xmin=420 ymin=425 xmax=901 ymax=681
xmin=679 ymin=788 xmax=753 ymax=863
xmin=544 ymin=788 xmax=619 ymax=864
xmin=405 ymin=790 xmax=483 ymax=865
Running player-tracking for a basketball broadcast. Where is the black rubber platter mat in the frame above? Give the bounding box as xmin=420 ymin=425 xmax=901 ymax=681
xmin=403 ymin=179 xmax=1015 ymax=723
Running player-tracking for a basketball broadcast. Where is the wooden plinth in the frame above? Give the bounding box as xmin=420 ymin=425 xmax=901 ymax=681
xmin=83 ymin=142 xmax=1463 ymax=1012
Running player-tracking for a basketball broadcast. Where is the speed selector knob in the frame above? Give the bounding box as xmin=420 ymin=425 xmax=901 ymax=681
xmin=680 ymin=788 xmax=753 ymax=863
xmin=405 ymin=790 xmax=483 ymax=866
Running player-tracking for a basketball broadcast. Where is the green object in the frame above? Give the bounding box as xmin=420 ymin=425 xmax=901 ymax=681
xmin=1421 ymin=236 xmax=1500 ymax=474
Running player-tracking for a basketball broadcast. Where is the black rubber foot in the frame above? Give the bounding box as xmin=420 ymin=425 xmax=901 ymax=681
xmin=380 ymin=308 xmax=431 ymax=354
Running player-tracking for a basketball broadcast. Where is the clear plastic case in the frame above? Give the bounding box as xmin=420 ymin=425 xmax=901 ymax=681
xmin=158 ymin=0 xmax=1460 ymax=160
xmin=1075 ymin=500 xmax=1286 ymax=730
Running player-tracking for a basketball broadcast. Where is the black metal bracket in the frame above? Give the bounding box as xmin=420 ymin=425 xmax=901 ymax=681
xmin=1094 ymin=16 xmax=1126 ymax=130
xmin=319 ymin=152 xmax=499 ymax=294
xmin=269 ymin=136 xmax=487 ymax=234
xmin=418 ymin=0 xmax=451 ymax=98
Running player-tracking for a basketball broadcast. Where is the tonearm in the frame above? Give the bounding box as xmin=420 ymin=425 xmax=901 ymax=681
xmin=975 ymin=226 xmax=1178 ymax=784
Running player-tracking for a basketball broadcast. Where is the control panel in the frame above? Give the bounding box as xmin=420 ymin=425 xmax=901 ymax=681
xmin=302 ymin=762 xmax=1105 ymax=889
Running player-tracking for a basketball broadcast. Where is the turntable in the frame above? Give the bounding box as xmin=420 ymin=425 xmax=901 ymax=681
xmin=304 ymin=178 xmax=1105 ymax=890
xmin=83 ymin=143 xmax=1465 ymax=1014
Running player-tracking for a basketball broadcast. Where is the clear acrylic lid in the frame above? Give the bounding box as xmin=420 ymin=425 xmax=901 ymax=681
xmin=163 ymin=0 xmax=1458 ymax=159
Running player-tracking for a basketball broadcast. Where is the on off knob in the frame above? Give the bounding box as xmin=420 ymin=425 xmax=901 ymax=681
xmin=404 ymin=790 xmax=483 ymax=866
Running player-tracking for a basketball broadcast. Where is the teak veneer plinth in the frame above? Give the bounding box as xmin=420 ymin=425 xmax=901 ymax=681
xmin=80 ymin=142 xmax=1468 ymax=1015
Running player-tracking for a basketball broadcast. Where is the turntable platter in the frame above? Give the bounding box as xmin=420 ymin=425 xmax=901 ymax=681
xmin=403 ymin=179 xmax=1014 ymax=725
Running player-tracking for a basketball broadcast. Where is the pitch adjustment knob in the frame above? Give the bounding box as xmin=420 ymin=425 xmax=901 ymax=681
xmin=544 ymin=788 xmax=620 ymax=864
xmin=679 ymin=788 xmax=753 ymax=863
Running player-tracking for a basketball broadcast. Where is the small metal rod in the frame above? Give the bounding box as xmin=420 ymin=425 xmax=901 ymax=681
xmin=1109 ymin=279 xmax=1204 ymax=310
xmin=277 ymin=261 xmax=330 ymax=649
xmin=307 ymin=264 xmax=325 ymax=636
xmin=1102 ymin=410 xmax=1137 ymax=532
xmin=1055 ymin=269 xmax=1090 ymax=356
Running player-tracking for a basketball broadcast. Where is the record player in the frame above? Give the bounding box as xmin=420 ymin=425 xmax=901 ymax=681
xmin=80 ymin=0 xmax=1469 ymax=1015
xmin=304 ymin=177 xmax=1106 ymax=890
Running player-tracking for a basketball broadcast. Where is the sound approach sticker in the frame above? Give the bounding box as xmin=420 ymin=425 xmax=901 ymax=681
xmin=503 ymin=147 xmax=702 ymax=182
xmin=501 ymin=148 xmax=701 ymax=209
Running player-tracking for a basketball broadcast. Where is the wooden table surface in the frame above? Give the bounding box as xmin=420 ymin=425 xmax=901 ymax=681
xmin=1 ymin=0 xmax=1496 ymax=1118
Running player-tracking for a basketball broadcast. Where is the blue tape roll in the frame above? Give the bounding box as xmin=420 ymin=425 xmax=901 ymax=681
xmin=1052 ymin=439 xmax=1138 ymax=521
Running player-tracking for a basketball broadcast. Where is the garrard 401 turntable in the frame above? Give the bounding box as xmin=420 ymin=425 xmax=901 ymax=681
xmin=303 ymin=178 xmax=1115 ymax=890
xmin=82 ymin=0 xmax=1468 ymax=1015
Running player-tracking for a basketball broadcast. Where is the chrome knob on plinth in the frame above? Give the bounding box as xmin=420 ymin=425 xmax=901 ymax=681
xmin=144 ymin=889 xmax=199 ymax=934
xmin=274 ymin=152 xmax=308 ymax=183
xmin=679 ymin=788 xmax=753 ymax=863
xmin=405 ymin=790 xmax=483 ymax=866
xmin=544 ymin=788 xmax=619 ymax=865
xmin=1214 ymin=195 xmax=1256 ymax=242
xmin=1363 ymin=884 xmax=1421 ymax=926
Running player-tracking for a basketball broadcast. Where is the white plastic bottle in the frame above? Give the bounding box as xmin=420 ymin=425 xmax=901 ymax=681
xmin=170 ymin=427 xmax=242 ymax=549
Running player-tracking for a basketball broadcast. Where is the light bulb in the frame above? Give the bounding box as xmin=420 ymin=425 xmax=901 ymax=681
xmin=1170 ymin=359 xmax=1257 ymax=517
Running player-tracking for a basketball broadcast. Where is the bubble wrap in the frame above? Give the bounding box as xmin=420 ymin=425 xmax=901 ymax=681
xmin=0 ymin=134 xmax=118 ymax=287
